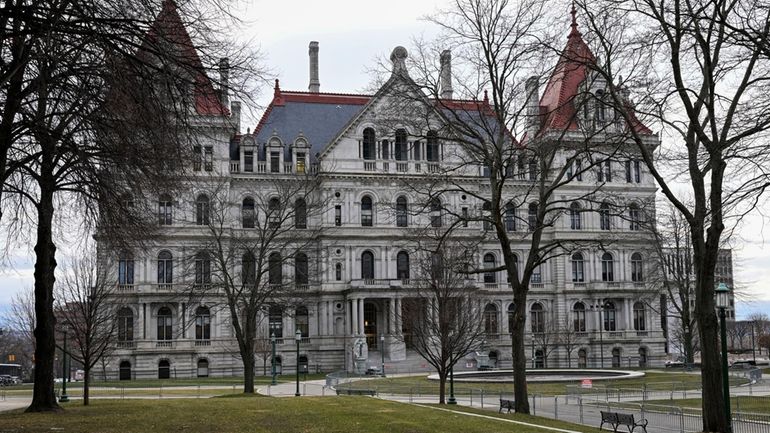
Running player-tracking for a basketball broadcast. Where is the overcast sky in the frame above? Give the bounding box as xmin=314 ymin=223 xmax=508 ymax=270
xmin=1 ymin=0 xmax=768 ymax=323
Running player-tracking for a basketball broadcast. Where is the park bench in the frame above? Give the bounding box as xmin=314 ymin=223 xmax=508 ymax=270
xmin=335 ymin=388 xmax=376 ymax=396
xmin=600 ymin=410 xmax=648 ymax=433
xmin=499 ymin=398 xmax=515 ymax=413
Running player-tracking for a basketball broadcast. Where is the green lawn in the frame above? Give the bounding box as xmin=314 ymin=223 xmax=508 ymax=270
xmin=0 ymin=397 xmax=599 ymax=433
xmin=341 ymin=371 xmax=747 ymax=396
xmin=643 ymin=396 xmax=770 ymax=414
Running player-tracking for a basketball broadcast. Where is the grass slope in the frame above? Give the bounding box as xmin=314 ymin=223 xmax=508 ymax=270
xmin=0 ymin=396 xmax=599 ymax=433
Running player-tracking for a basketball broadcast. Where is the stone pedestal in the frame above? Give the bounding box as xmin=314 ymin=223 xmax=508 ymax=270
xmin=387 ymin=336 xmax=406 ymax=361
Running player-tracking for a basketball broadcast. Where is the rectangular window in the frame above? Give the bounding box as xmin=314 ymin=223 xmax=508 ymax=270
xmin=634 ymin=160 xmax=641 ymax=183
xmin=334 ymin=205 xmax=342 ymax=226
xmin=158 ymin=200 xmax=172 ymax=225
xmin=625 ymin=160 xmax=632 ymax=183
xmin=413 ymin=141 xmax=421 ymax=160
xmin=296 ymin=153 xmax=306 ymax=174
xmin=598 ymin=159 xmax=612 ymax=182
xmin=270 ymin=152 xmax=280 ymax=173
xmin=204 ymin=146 xmax=213 ymax=171
xmin=381 ymin=141 xmax=389 ymax=159
xmin=244 ymin=151 xmax=254 ymax=172
xmin=118 ymin=259 xmax=134 ymax=285
xmin=196 ymin=315 xmax=211 ymax=340
xmin=193 ymin=146 xmax=202 ymax=171
xmin=530 ymin=267 xmax=542 ymax=284
xmin=462 ymin=207 xmax=469 ymax=227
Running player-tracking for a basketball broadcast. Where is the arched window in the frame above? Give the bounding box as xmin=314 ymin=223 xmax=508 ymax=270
xmin=195 ymin=252 xmax=211 ymax=285
xmin=483 ymin=253 xmax=497 ymax=283
xmin=117 ymin=308 xmax=134 ymax=342
xmin=572 ymin=302 xmax=586 ymax=332
xmin=528 ymin=202 xmax=538 ymax=231
xmin=530 ymin=303 xmax=545 ymax=333
xmin=611 ymin=347 xmax=621 ymax=367
xmin=158 ymin=359 xmax=170 ymax=379
xmin=363 ymin=127 xmax=376 ymax=160
xmin=269 ymin=252 xmax=282 ymax=285
xmin=482 ymin=201 xmax=492 ymax=231
xmin=242 ymin=197 xmax=255 ymax=228
xmin=571 ymin=253 xmax=585 ymax=282
xmin=505 ymin=203 xmax=517 ymax=232
xmin=629 ymin=204 xmax=642 ymax=231
xmin=118 ymin=251 xmax=134 ymax=285
xmin=268 ymin=197 xmax=281 ymax=228
xmin=396 ymin=251 xmax=410 ymax=280
xmin=197 ymin=359 xmax=209 ymax=377
xmin=119 ymin=361 xmax=131 ymax=381
xmin=603 ymin=301 xmax=617 ymax=331
xmin=157 ymin=251 xmax=173 ymax=285
xmin=157 ymin=307 xmax=173 ymax=341
xmin=430 ymin=198 xmax=442 ymax=227
xmin=638 ymin=347 xmax=648 ymax=367
xmin=361 ymin=251 xmax=374 ymax=280
xmin=158 ymin=194 xmax=173 ymax=225
xmin=335 ymin=263 xmax=342 ymax=281
xmin=601 ymin=252 xmax=614 ymax=282
xmin=294 ymin=198 xmax=307 ymax=229
xmin=396 ymin=196 xmax=408 ymax=227
xmin=569 ymin=202 xmax=582 ymax=230
xmin=599 ymin=202 xmax=611 ymax=230
xmin=395 ymin=129 xmax=408 ymax=161
xmin=295 ymin=306 xmax=309 ymax=338
xmin=295 ymin=253 xmax=309 ymax=286
xmin=484 ymin=304 xmax=498 ymax=335
xmin=631 ymin=252 xmax=644 ymax=282
xmin=578 ymin=349 xmax=587 ymax=368
xmin=195 ymin=194 xmax=210 ymax=226
xmin=426 ymin=131 xmax=439 ymax=162
xmin=507 ymin=303 xmax=516 ymax=334
xmin=195 ymin=306 xmax=211 ymax=340
xmin=269 ymin=305 xmax=283 ymax=338
xmin=361 ymin=195 xmax=373 ymax=227
xmin=633 ymin=302 xmax=646 ymax=331
xmin=242 ymin=252 xmax=256 ymax=286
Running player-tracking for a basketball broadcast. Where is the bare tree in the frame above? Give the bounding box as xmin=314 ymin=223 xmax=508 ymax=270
xmin=185 ymin=175 xmax=327 ymax=394
xmin=254 ymin=326 xmax=272 ymax=377
xmin=399 ymin=239 xmax=486 ymax=404
xmin=557 ymin=318 xmax=585 ymax=368
xmin=55 ymin=248 xmax=117 ymax=405
xmin=748 ymin=313 xmax=769 ymax=357
xmin=383 ymin=0 xmax=654 ymax=414
xmin=578 ymin=1 xmax=770 ymax=429
xmin=1 ymin=0 xmax=263 ymax=411
xmin=531 ymin=316 xmax=560 ymax=368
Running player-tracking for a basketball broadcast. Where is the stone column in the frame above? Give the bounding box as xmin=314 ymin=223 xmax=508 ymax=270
xmin=319 ymin=301 xmax=326 ymax=337
xmin=358 ymin=298 xmax=365 ymax=336
xmin=395 ymin=297 xmax=402 ymax=335
xmin=389 ymin=299 xmax=396 ymax=334
xmin=351 ymin=299 xmax=358 ymax=335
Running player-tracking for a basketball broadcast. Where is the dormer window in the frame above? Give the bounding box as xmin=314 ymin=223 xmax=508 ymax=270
xmin=204 ymin=146 xmax=213 ymax=171
xmin=297 ymin=152 xmax=306 ymax=174
xmin=395 ymin=129 xmax=408 ymax=161
xmin=363 ymin=128 xmax=376 ymax=160
xmin=244 ymin=150 xmax=254 ymax=172
xmin=270 ymin=152 xmax=280 ymax=173
xmin=426 ymin=131 xmax=439 ymax=162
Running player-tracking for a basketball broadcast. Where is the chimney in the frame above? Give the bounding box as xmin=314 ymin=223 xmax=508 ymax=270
xmin=525 ymin=76 xmax=540 ymax=134
xmin=440 ymin=50 xmax=453 ymax=100
xmin=308 ymin=41 xmax=320 ymax=93
xmin=230 ymin=101 xmax=241 ymax=134
xmin=219 ymin=57 xmax=230 ymax=107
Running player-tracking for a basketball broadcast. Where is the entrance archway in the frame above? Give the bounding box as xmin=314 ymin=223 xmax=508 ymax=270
xmin=638 ymin=347 xmax=648 ymax=368
xmin=158 ymin=359 xmax=170 ymax=379
xmin=197 ymin=359 xmax=209 ymax=377
xmin=612 ymin=348 xmax=621 ymax=368
xmin=534 ymin=349 xmax=545 ymax=368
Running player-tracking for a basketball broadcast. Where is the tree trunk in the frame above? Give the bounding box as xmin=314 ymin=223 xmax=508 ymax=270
xmin=83 ymin=368 xmax=90 ymax=406
xmin=438 ymin=372 xmax=446 ymax=404
xmin=683 ymin=328 xmax=694 ymax=364
xmin=243 ymin=352 xmax=255 ymax=393
xmin=511 ymin=299 xmax=530 ymax=414
xmin=263 ymin=359 xmax=267 ymax=376
xmin=26 ymin=177 xmax=61 ymax=412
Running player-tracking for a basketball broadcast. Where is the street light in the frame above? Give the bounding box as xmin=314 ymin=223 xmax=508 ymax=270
xmin=716 ymin=282 xmax=733 ymax=433
xmin=294 ymin=329 xmax=301 ymax=397
xmin=60 ymin=330 xmax=70 ymax=403
xmin=591 ymin=303 xmax=606 ymax=368
xmin=447 ymin=365 xmax=457 ymax=405
xmin=380 ymin=335 xmax=385 ymax=377
xmin=270 ymin=333 xmax=277 ymax=386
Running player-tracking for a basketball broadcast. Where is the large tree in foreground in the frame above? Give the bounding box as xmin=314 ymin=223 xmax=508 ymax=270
xmin=579 ymin=1 xmax=770 ymax=430
xmin=1 ymin=0 xmax=260 ymax=411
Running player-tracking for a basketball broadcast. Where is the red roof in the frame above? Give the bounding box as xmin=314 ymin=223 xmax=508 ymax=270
xmin=538 ymin=15 xmax=650 ymax=135
xmin=144 ymin=0 xmax=228 ymax=116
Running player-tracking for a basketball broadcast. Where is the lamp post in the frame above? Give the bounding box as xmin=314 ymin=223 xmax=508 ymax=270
xmin=716 ymin=283 xmax=733 ymax=433
xmin=270 ymin=333 xmax=277 ymax=386
xmin=591 ymin=303 xmax=606 ymax=368
xmin=380 ymin=335 xmax=385 ymax=377
xmin=294 ymin=329 xmax=301 ymax=397
xmin=447 ymin=365 xmax=457 ymax=404
xmin=60 ymin=330 xmax=69 ymax=403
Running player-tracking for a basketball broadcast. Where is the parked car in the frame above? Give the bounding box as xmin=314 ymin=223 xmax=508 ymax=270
xmin=0 ymin=375 xmax=13 ymax=386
